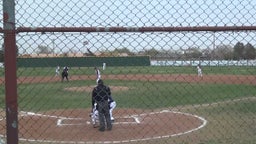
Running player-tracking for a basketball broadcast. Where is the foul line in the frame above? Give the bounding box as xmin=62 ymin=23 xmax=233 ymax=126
xmin=1 ymin=97 xmax=255 ymax=143
xmin=0 ymin=97 xmax=255 ymax=144
xmin=0 ymin=110 xmax=207 ymax=144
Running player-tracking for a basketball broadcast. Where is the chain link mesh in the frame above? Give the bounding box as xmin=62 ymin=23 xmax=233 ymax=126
xmin=1 ymin=0 xmax=256 ymax=144
xmin=12 ymin=0 xmax=256 ymax=27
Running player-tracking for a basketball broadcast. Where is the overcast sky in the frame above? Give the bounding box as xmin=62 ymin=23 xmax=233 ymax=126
xmin=1 ymin=0 xmax=256 ymax=54
xmin=11 ymin=0 xmax=256 ymax=27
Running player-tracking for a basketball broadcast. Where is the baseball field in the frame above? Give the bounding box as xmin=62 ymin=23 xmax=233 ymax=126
xmin=0 ymin=66 xmax=256 ymax=144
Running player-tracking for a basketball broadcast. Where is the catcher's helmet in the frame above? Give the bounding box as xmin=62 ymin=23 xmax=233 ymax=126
xmin=97 ymin=79 xmax=103 ymax=85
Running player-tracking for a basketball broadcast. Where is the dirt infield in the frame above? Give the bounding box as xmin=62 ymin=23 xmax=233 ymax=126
xmin=1 ymin=74 xmax=255 ymax=143
xmin=0 ymin=109 xmax=206 ymax=143
xmin=1 ymin=74 xmax=256 ymax=85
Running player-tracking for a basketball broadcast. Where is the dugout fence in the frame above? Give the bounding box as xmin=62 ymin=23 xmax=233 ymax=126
xmin=1 ymin=0 xmax=256 ymax=144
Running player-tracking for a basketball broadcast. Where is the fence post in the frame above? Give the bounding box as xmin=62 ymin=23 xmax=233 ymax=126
xmin=3 ymin=0 xmax=18 ymax=144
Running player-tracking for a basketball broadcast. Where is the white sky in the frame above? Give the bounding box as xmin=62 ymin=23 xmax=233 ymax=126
xmin=12 ymin=0 xmax=256 ymax=27
xmin=1 ymin=0 xmax=256 ymax=53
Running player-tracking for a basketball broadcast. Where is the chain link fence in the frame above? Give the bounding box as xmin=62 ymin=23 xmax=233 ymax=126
xmin=1 ymin=0 xmax=256 ymax=144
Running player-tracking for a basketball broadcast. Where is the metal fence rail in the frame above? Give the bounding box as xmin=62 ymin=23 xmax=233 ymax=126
xmin=1 ymin=0 xmax=256 ymax=144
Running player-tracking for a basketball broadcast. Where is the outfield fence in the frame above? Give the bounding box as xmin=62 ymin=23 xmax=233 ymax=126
xmin=151 ymin=60 xmax=256 ymax=66
xmin=1 ymin=0 xmax=256 ymax=144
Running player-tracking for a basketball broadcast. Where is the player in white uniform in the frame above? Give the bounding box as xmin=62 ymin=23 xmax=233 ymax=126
xmin=94 ymin=67 xmax=101 ymax=84
xmin=197 ymin=64 xmax=203 ymax=77
xmin=55 ymin=66 xmax=60 ymax=76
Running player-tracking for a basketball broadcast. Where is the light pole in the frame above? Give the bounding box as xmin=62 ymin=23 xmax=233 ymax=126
xmin=52 ymin=39 xmax=56 ymax=54
xmin=212 ymin=32 xmax=215 ymax=59
xmin=83 ymin=41 xmax=88 ymax=55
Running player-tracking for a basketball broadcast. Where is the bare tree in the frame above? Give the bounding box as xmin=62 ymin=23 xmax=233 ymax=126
xmin=36 ymin=45 xmax=53 ymax=54
xmin=213 ymin=45 xmax=233 ymax=60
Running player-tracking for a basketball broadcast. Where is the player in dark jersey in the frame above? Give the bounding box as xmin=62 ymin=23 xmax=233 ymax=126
xmin=61 ymin=66 xmax=69 ymax=82
xmin=91 ymin=79 xmax=112 ymax=131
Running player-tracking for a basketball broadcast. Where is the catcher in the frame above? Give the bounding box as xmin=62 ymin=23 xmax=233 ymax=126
xmin=90 ymin=103 xmax=99 ymax=128
xmin=90 ymin=96 xmax=116 ymax=128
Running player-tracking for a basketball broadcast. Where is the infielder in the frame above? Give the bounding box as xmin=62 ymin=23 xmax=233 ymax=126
xmin=55 ymin=66 xmax=60 ymax=76
xmin=197 ymin=64 xmax=203 ymax=77
xmin=61 ymin=66 xmax=69 ymax=82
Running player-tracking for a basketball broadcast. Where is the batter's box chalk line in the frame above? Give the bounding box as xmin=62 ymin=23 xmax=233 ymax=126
xmin=0 ymin=110 xmax=207 ymax=143
xmin=57 ymin=115 xmax=140 ymax=126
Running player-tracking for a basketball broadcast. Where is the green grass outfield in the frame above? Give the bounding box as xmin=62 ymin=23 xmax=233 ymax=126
xmin=11 ymin=79 xmax=256 ymax=112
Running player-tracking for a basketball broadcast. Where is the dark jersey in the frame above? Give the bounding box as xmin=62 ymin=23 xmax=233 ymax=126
xmin=92 ymin=84 xmax=111 ymax=109
xmin=63 ymin=67 xmax=68 ymax=73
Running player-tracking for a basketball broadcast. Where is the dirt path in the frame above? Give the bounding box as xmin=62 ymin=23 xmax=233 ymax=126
xmin=1 ymin=74 xmax=255 ymax=85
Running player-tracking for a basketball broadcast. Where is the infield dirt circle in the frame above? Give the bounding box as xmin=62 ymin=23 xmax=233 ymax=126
xmin=15 ymin=108 xmax=206 ymax=143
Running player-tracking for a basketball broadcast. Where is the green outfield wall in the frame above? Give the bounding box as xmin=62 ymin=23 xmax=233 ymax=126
xmin=17 ymin=56 xmax=150 ymax=67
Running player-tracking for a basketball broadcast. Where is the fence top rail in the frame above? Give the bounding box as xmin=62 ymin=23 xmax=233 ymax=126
xmin=1 ymin=26 xmax=256 ymax=33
